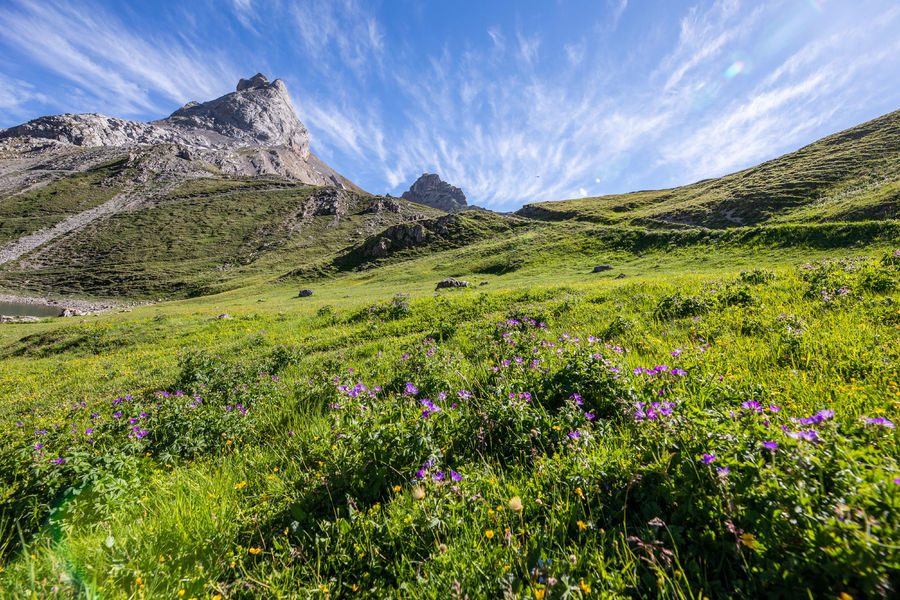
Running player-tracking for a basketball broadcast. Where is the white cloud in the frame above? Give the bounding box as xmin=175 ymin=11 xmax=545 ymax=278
xmin=0 ymin=0 xmax=237 ymax=116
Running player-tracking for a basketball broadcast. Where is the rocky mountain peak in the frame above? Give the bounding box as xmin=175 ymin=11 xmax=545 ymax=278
xmin=163 ymin=73 xmax=309 ymax=153
xmin=401 ymin=173 xmax=467 ymax=212
xmin=0 ymin=73 xmax=352 ymax=187
xmin=236 ymin=72 xmax=270 ymax=91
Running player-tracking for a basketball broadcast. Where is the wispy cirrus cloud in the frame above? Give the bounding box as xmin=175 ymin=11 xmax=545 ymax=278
xmin=0 ymin=0 xmax=236 ymax=115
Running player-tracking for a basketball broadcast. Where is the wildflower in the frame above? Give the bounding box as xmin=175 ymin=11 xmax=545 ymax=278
xmin=739 ymin=532 xmax=757 ymax=549
xmin=248 ymin=547 xmax=262 ymax=555
xmin=450 ymin=470 xmax=463 ymax=481
xmin=864 ymin=417 xmax=895 ymax=428
xmin=717 ymin=467 xmax=730 ymax=477
xmin=567 ymin=430 xmax=582 ymax=439
xmin=50 ymin=457 xmax=66 ymax=464
xmin=484 ymin=529 xmax=495 ymax=539
xmin=580 ymin=579 xmax=591 ymax=594
xmin=741 ymin=400 xmax=763 ymax=412
xmin=670 ymin=348 xmax=682 ymax=357
xmin=234 ymin=480 xmax=248 ymax=490
xmin=509 ymin=496 xmax=523 ymax=513
xmin=432 ymin=471 xmax=445 ymax=482
xmin=584 ymin=412 xmax=595 ymax=421
xmin=576 ymin=520 xmax=588 ymax=531
xmin=34 ymin=443 xmax=44 ymax=450
xmin=412 ymin=487 xmax=426 ymax=501
xmin=404 ymin=382 xmax=419 ymax=396
xmin=571 ymin=393 xmax=584 ymax=405
xmin=393 ymin=485 xmax=402 ymax=492
xmin=894 ymin=477 xmax=900 ymax=485
xmin=534 ymin=588 xmax=546 ymax=599
xmin=762 ymin=441 xmax=779 ymax=451
xmin=701 ymin=453 xmax=717 ymax=465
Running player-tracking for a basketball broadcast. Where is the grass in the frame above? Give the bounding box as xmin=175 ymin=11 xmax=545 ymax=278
xmin=0 ymin=238 xmax=898 ymax=598
xmin=0 ymin=160 xmax=125 ymax=244
xmin=1 ymin=108 xmax=899 ymax=597
xmin=519 ymin=109 xmax=900 ymax=228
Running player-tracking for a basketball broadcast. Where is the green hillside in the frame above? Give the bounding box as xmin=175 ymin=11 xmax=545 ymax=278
xmin=1 ymin=111 xmax=900 ymax=598
xmin=518 ymin=109 xmax=900 ymax=228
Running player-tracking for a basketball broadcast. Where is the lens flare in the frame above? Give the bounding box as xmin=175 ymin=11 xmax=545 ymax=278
xmin=724 ymin=60 xmax=745 ymax=79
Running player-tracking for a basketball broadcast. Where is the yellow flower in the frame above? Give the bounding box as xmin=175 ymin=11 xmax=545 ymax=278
xmin=412 ymin=486 xmax=426 ymax=501
xmin=135 ymin=576 xmax=142 ymax=586
xmin=577 ymin=520 xmax=588 ymax=531
xmin=580 ymin=579 xmax=591 ymax=594
xmin=393 ymin=485 xmax=402 ymax=492
xmin=212 ymin=595 xmax=222 ymax=600
xmin=534 ymin=588 xmax=546 ymax=599
xmin=575 ymin=487 xmax=584 ymax=498
xmin=234 ymin=480 xmax=247 ymax=490
xmin=739 ymin=532 xmax=757 ymax=549
xmin=248 ymin=547 xmax=262 ymax=555
xmin=485 ymin=529 xmax=495 ymax=539
xmin=178 ymin=589 xmax=186 ymax=597
xmin=839 ymin=593 xmax=853 ymax=600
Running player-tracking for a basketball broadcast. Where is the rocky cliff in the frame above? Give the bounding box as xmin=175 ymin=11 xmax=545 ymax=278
xmin=0 ymin=73 xmax=352 ymax=188
xmin=401 ymin=173 xmax=467 ymax=212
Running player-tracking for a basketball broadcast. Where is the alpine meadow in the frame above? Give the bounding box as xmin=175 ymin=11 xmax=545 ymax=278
xmin=1 ymin=1 xmax=899 ymax=598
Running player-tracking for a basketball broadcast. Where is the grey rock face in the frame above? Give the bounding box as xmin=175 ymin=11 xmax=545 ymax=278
xmin=0 ymin=74 xmax=349 ymax=187
xmin=401 ymin=173 xmax=467 ymax=212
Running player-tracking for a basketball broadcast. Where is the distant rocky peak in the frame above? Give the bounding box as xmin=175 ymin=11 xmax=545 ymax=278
xmin=401 ymin=173 xmax=467 ymax=212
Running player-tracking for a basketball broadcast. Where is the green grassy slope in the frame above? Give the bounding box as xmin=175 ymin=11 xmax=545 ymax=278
xmin=0 ymin=239 xmax=898 ymax=598
xmin=0 ymin=178 xmax=444 ymax=298
xmin=519 ymin=109 xmax=900 ymax=228
xmin=0 ymin=159 xmax=125 ymax=243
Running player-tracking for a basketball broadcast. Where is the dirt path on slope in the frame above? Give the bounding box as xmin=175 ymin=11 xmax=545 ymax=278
xmin=0 ymin=186 xmax=151 ymax=266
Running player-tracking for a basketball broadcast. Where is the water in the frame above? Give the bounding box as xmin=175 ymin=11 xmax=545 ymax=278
xmin=0 ymin=301 xmax=62 ymax=318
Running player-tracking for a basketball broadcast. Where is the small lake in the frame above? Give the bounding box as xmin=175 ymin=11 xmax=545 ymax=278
xmin=0 ymin=301 xmax=63 ymax=318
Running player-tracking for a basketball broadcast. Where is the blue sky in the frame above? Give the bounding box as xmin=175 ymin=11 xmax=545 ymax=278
xmin=1 ymin=0 xmax=898 ymax=210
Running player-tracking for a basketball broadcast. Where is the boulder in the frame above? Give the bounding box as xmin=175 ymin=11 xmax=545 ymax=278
xmin=616 ymin=273 xmax=627 ymax=279
xmin=436 ymin=278 xmax=470 ymax=290
xmin=298 ymin=289 xmax=314 ymax=297
xmin=592 ymin=265 xmax=613 ymax=273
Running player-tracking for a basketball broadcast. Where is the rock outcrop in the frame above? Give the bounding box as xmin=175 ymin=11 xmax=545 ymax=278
xmin=401 ymin=173 xmax=467 ymax=212
xmin=0 ymin=74 xmax=352 ymax=188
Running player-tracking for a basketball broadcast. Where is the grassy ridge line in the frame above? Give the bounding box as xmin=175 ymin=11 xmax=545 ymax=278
xmin=518 ymin=109 xmax=900 ymax=228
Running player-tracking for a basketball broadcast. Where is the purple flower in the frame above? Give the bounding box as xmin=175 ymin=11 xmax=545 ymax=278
xmin=701 ymin=453 xmax=717 ymax=465
xmin=584 ymin=412 xmax=595 ymax=421
xmin=50 ymin=457 xmax=66 ymax=464
xmin=567 ymin=430 xmax=582 ymax=439
xmin=671 ymin=368 xmax=687 ymax=376
xmin=404 ymin=382 xmax=419 ymax=396
xmin=415 ymin=468 xmax=426 ymax=479
xmin=768 ymin=405 xmax=781 ymax=413
xmin=34 ymin=443 xmax=44 ymax=450
xmin=741 ymin=400 xmax=763 ymax=412
xmin=794 ymin=409 xmax=834 ymax=426
xmin=570 ymin=393 xmax=583 ymax=406
xmin=85 ymin=428 xmax=94 ymax=436
xmin=432 ymin=471 xmax=445 ymax=482
xmin=450 ymin=470 xmax=463 ymax=481
xmin=762 ymin=440 xmax=779 ymax=451
xmin=670 ymin=348 xmax=682 ymax=357
xmin=717 ymin=467 xmax=730 ymax=477
xmin=864 ymin=417 xmax=895 ymax=428
xmin=787 ymin=429 xmax=819 ymax=442
xmin=894 ymin=477 xmax=900 ymax=485
xmin=457 ymin=389 xmax=473 ymax=400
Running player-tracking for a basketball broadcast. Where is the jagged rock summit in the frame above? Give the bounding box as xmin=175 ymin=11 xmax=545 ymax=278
xmin=401 ymin=173 xmax=467 ymax=212
xmin=0 ymin=73 xmax=350 ymax=187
